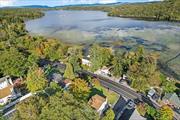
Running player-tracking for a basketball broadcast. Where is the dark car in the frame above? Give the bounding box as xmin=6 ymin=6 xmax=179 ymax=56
xmin=126 ymin=99 xmax=135 ymax=109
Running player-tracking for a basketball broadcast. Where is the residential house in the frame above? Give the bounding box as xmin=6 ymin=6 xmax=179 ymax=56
xmin=88 ymin=94 xmax=108 ymax=115
xmin=0 ymin=76 xmax=20 ymax=105
xmin=95 ymin=66 xmax=111 ymax=77
xmin=59 ymin=79 xmax=72 ymax=90
xmin=82 ymin=58 xmax=91 ymax=66
xmin=129 ymin=109 xmax=146 ymax=120
xmin=119 ymin=108 xmax=146 ymax=120
xmin=51 ymin=73 xmax=63 ymax=83
xmin=63 ymin=79 xmax=72 ymax=89
xmin=162 ymin=93 xmax=180 ymax=109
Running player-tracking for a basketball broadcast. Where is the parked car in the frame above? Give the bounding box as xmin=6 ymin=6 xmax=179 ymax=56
xmin=126 ymin=99 xmax=135 ymax=109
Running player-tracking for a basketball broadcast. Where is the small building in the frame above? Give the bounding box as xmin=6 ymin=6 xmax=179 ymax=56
xmin=129 ymin=109 xmax=146 ymax=120
xmin=0 ymin=76 xmax=20 ymax=105
xmin=59 ymin=79 xmax=72 ymax=90
xmin=63 ymin=79 xmax=72 ymax=89
xmin=51 ymin=73 xmax=63 ymax=83
xmin=47 ymin=71 xmax=63 ymax=83
xmin=119 ymin=108 xmax=146 ymax=120
xmin=88 ymin=94 xmax=108 ymax=115
xmin=95 ymin=66 xmax=111 ymax=77
xmin=81 ymin=58 xmax=91 ymax=66
xmin=162 ymin=93 xmax=180 ymax=109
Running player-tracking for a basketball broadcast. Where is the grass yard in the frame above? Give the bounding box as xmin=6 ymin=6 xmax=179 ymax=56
xmin=90 ymin=82 xmax=119 ymax=105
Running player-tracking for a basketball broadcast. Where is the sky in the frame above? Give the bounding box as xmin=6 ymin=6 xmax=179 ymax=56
xmin=0 ymin=0 xmax=162 ymax=7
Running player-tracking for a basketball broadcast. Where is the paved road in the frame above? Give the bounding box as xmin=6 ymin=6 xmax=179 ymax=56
xmin=79 ymin=70 xmax=180 ymax=120
xmin=80 ymin=70 xmax=141 ymax=100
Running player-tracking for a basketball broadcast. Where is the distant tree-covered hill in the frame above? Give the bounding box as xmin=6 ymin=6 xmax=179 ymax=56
xmin=63 ymin=0 xmax=180 ymax=21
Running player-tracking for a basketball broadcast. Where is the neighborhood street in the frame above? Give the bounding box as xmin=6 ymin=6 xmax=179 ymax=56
xmin=2 ymin=62 xmax=179 ymax=120
xmin=79 ymin=70 xmax=180 ymax=120
xmin=53 ymin=62 xmax=180 ymax=120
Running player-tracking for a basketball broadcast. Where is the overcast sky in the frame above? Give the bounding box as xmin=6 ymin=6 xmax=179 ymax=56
xmin=0 ymin=0 xmax=162 ymax=7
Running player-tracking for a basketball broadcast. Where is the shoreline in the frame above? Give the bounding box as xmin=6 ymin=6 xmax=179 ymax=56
xmin=25 ymin=9 xmax=180 ymax=81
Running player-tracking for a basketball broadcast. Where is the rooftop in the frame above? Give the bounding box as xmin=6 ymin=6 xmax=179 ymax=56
xmin=0 ymin=85 xmax=13 ymax=99
xmin=0 ymin=76 xmax=11 ymax=84
xmin=163 ymin=93 xmax=180 ymax=107
xmin=88 ymin=94 xmax=106 ymax=110
xmin=120 ymin=108 xmax=146 ymax=120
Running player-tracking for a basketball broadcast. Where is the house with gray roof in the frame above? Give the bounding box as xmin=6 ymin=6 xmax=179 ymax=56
xmin=162 ymin=93 xmax=180 ymax=109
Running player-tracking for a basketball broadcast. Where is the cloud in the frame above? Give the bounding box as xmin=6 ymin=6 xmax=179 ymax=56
xmin=0 ymin=0 xmax=163 ymax=7
xmin=55 ymin=0 xmax=118 ymax=5
xmin=0 ymin=0 xmax=16 ymax=7
xmin=0 ymin=0 xmax=119 ymax=7
xmin=148 ymin=0 xmax=163 ymax=1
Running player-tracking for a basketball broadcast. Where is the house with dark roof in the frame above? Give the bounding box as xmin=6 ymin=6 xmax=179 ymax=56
xmin=88 ymin=94 xmax=108 ymax=115
xmin=120 ymin=108 xmax=146 ymax=120
xmin=0 ymin=76 xmax=20 ymax=105
xmin=162 ymin=93 xmax=180 ymax=109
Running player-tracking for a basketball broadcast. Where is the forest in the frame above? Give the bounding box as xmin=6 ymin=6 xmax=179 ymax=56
xmin=63 ymin=0 xmax=180 ymax=21
xmin=0 ymin=8 xmax=115 ymax=120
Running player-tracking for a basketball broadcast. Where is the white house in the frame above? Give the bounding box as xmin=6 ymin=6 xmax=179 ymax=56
xmin=88 ymin=94 xmax=108 ymax=115
xmin=95 ymin=66 xmax=111 ymax=77
xmin=81 ymin=58 xmax=91 ymax=66
xmin=0 ymin=76 xmax=20 ymax=105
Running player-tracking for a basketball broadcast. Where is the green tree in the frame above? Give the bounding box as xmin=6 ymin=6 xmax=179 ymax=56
xmin=90 ymin=44 xmax=112 ymax=72
xmin=0 ymin=114 xmax=5 ymax=120
xmin=162 ymin=81 xmax=176 ymax=93
xmin=43 ymin=39 xmax=64 ymax=61
xmin=25 ymin=65 xmax=48 ymax=93
xmin=63 ymin=63 xmax=75 ymax=79
xmin=40 ymin=91 xmax=99 ymax=120
xmin=44 ymin=82 xmax=62 ymax=96
xmin=69 ymin=78 xmax=90 ymax=100
xmin=111 ymin=55 xmax=123 ymax=77
xmin=26 ymin=53 xmax=39 ymax=67
xmin=12 ymin=96 xmax=46 ymax=120
xmin=125 ymin=47 xmax=161 ymax=92
xmin=156 ymin=105 xmax=174 ymax=120
xmin=102 ymin=108 xmax=115 ymax=120
xmin=0 ymin=47 xmax=27 ymax=76
xmin=146 ymin=105 xmax=157 ymax=119
xmin=67 ymin=46 xmax=83 ymax=72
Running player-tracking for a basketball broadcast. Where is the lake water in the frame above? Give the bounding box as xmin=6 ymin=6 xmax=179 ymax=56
xmin=25 ymin=10 xmax=180 ymax=77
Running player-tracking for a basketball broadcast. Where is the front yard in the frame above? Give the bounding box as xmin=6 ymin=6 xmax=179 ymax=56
xmin=90 ymin=80 xmax=119 ymax=105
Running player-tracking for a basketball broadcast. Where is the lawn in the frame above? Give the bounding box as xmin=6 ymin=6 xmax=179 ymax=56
xmin=90 ymin=83 xmax=119 ymax=105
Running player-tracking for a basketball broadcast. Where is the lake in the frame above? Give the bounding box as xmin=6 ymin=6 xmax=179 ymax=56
xmin=25 ymin=10 xmax=180 ymax=78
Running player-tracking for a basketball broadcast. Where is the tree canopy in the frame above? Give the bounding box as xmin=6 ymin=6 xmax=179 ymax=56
xmin=13 ymin=91 xmax=99 ymax=120
xmin=63 ymin=63 xmax=75 ymax=80
xmin=69 ymin=78 xmax=90 ymax=100
xmin=67 ymin=46 xmax=83 ymax=72
xmin=157 ymin=105 xmax=174 ymax=120
xmin=90 ymin=44 xmax=112 ymax=72
xmin=25 ymin=65 xmax=48 ymax=93
xmin=0 ymin=47 xmax=27 ymax=77
xmin=101 ymin=108 xmax=115 ymax=120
